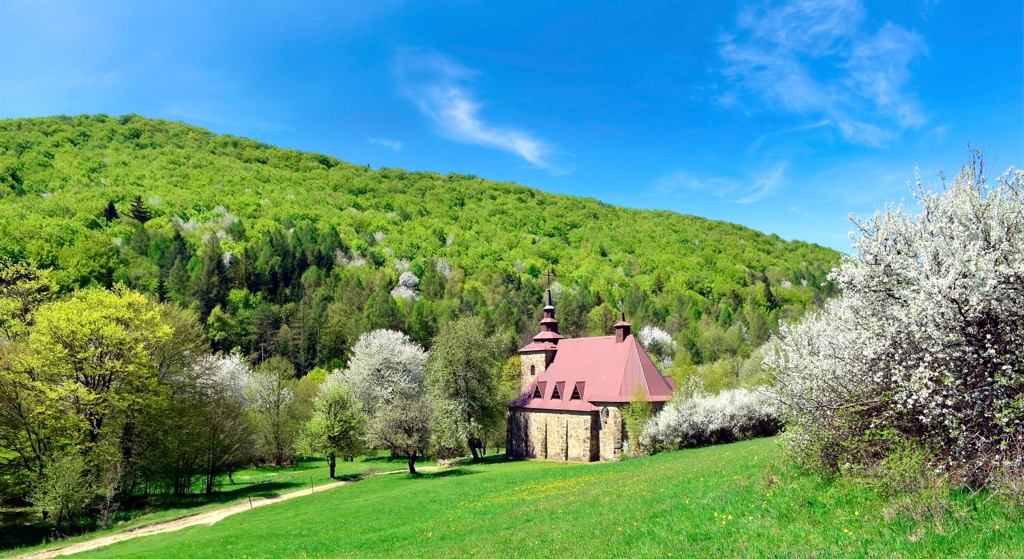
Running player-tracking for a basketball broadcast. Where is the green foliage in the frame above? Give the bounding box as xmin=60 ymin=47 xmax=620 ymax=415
xmin=622 ymin=384 xmax=654 ymax=457
xmin=300 ymin=379 xmax=368 ymax=478
xmin=129 ymin=195 xmax=151 ymax=224
xmin=247 ymin=356 xmax=300 ymax=467
xmin=497 ymin=355 xmax=522 ymax=404
xmin=425 ymin=317 xmax=510 ymax=459
xmin=0 ymin=258 xmax=57 ymax=339
xmin=0 ymin=115 xmax=839 ymax=375
xmin=103 ymin=201 xmax=119 ymax=223
xmin=369 ymin=389 xmax=432 ymax=474
xmin=30 ymin=454 xmax=93 ymax=535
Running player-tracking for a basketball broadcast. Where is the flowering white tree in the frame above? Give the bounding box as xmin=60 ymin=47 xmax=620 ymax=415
xmin=638 ymin=325 xmax=676 ymax=370
xmin=193 ymin=353 xmax=254 ymax=492
xmin=390 ymin=271 xmax=420 ymax=301
xmin=765 ymin=159 xmax=1024 ymax=485
xmin=338 ymin=329 xmax=427 ymax=416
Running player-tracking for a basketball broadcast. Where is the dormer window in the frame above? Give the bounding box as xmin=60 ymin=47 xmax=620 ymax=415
xmin=551 ymin=385 xmax=561 ymax=399
xmin=532 ymin=386 xmax=542 ymax=399
xmin=570 ymin=386 xmax=582 ymax=400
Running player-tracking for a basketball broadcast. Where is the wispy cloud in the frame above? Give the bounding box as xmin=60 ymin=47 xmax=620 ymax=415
xmin=789 ymin=206 xmax=822 ymax=222
xmin=720 ymin=0 xmax=928 ymax=146
xmin=395 ymin=50 xmax=559 ymax=170
xmin=369 ymin=138 xmax=404 ymax=151
xmin=654 ymin=163 xmax=788 ymax=204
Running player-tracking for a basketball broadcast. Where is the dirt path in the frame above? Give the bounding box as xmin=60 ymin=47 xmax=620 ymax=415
xmin=13 ymin=467 xmax=428 ymax=559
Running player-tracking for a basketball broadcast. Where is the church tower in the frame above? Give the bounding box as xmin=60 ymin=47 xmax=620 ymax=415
xmin=517 ymin=290 xmax=564 ymax=389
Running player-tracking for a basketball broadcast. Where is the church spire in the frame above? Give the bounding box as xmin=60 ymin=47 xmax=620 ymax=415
xmin=534 ymin=289 xmax=565 ymax=342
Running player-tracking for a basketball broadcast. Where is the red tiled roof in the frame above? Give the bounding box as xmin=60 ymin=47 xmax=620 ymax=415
xmin=512 ymin=334 xmax=674 ymax=412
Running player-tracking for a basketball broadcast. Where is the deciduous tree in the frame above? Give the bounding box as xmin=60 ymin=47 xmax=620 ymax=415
xmin=426 ymin=317 xmax=510 ymax=459
xmin=369 ymin=388 xmax=431 ymax=475
xmin=300 ymin=374 xmax=368 ymax=478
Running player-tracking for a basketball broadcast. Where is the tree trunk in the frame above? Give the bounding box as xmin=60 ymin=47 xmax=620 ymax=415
xmin=328 ymin=454 xmax=336 ymax=478
xmin=407 ymin=452 xmax=417 ymax=475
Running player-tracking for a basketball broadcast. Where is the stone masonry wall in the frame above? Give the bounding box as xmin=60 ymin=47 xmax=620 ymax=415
xmin=598 ymin=405 xmax=624 ymax=462
xmin=519 ymin=352 xmax=549 ymax=390
xmin=507 ymin=409 xmax=598 ymax=461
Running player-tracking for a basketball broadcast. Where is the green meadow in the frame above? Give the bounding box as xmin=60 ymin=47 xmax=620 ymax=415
xmin=0 ymin=453 xmax=432 ymax=557
xmin=43 ymin=438 xmax=1024 ymax=559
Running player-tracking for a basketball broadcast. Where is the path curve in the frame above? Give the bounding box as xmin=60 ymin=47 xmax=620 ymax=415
xmin=14 ymin=467 xmax=429 ymax=559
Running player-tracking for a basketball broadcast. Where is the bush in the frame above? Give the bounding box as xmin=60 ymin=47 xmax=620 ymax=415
xmin=31 ymin=454 xmax=94 ymax=535
xmin=641 ymin=385 xmax=782 ymax=452
xmin=765 ymin=158 xmax=1024 ymax=487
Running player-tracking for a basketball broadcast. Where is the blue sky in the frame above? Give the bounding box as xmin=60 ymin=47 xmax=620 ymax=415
xmin=1 ymin=0 xmax=1021 ymax=251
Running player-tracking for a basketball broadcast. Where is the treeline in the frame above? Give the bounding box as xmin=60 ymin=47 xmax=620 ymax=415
xmin=0 ymin=114 xmax=839 ymax=377
xmin=0 ymin=262 xmax=512 ymax=534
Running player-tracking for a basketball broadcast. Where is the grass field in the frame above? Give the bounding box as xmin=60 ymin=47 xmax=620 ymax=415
xmin=0 ymin=452 xmax=439 ymax=557
xmin=35 ymin=438 xmax=1024 ymax=559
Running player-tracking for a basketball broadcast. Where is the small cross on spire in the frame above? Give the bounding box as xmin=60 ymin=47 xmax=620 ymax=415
xmin=544 ymin=267 xmax=557 ymax=289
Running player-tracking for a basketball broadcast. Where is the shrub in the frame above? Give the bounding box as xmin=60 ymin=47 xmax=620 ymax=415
xmin=765 ymin=158 xmax=1024 ymax=487
xmin=641 ymin=385 xmax=782 ymax=452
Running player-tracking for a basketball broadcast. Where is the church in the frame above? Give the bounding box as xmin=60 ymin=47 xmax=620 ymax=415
xmin=507 ymin=292 xmax=676 ymax=461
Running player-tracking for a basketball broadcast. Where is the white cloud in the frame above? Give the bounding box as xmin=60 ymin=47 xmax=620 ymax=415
xmin=369 ymin=138 xmax=404 ymax=151
xmin=654 ymin=163 xmax=787 ymax=204
xmin=395 ymin=51 xmax=555 ymax=169
xmin=720 ymin=0 xmax=928 ymax=146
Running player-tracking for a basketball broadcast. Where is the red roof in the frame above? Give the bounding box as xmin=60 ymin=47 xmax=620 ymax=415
xmin=513 ymin=334 xmax=674 ymax=412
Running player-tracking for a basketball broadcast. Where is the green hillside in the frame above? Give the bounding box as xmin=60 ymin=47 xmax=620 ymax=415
xmin=53 ymin=438 xmax=1024 ymax=558
xmin=0 ymin=115 xmax=839 ymax=372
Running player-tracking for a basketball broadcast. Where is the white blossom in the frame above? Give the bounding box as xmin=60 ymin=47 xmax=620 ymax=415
xmin=642 ymin=386 xmax=782 ymax=451
xmin=764 ymin=162 xmax=1024 ymax=483
xmin=638 ymin=325 xmax=676 ymax=370
xmin=435 ymin=259 xmax=453 ymax=278
xmin=391 ymin=271 xmax=421 ymax=300
xmin=338 ymin=329 xmax=427 ymax=416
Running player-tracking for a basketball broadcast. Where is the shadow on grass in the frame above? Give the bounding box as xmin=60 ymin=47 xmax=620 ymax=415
xmin=407 ymin=468 xmax=476 ymax=481
xmin=125 ymin=481 xmax=301 ymax=511
xmin=0 ymin=514 xmax=53 ymax=551
xmin=475 ymin=453 xmax=515 ymax=465
xmin=360 ymin=455 xmax=423 ymax=466
xmin=0 ymin=478 xmax=336 ymax=552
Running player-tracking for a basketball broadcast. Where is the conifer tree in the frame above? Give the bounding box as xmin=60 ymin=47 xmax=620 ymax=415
xmin=103 ymin=201 xmax=119 ymax=222
xmin=129 ymin=195 xmax=151 ymax=223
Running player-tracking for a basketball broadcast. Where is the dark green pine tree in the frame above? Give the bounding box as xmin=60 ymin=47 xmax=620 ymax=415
xmin=165 ymin=256 xmax=191 ymax=306
xmin=194 ymin=237 xmax=228 ymax=316
xmin=129 ymin=195 xmax=151 ymax=223
xmin=103 ymin=200 xmax=119 ymax=222
xmin=362 ymin=288 xmax=401 ymax=332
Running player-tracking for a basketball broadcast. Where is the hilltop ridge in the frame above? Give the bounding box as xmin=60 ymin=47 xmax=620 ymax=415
xmin=0 ymin=114 xmax=838 ymax=373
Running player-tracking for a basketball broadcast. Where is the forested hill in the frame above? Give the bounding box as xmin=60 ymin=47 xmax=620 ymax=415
xmin=0 ymin=114 xmax=839 ymax=374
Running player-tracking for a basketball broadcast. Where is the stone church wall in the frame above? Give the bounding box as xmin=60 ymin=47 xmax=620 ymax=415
xmin=507 ymin=409 xmax=600 ymax=461
xmin=519 ymin=352 xmax=550 ymax=389
xmin=598 ymin=405 xmax=625 ymax=462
